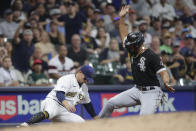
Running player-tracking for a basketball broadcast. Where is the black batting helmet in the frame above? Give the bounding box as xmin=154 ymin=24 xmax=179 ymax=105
xmin=124 ymin=32 xmax=144 ymax=57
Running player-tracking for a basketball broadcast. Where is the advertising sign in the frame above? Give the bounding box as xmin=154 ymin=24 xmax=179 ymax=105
xmin=0 ymin=90 xmax=195 ymax=124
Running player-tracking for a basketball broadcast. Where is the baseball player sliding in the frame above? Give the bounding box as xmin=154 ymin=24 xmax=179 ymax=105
xmin=18 ymin=65 xmax=97 ymax=127
xmin=98 ymin=5 xmax=175 ymax=118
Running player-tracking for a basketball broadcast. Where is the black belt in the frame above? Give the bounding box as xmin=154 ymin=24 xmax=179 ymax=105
xmin=136 ymin=85 xmax=155 ymax=91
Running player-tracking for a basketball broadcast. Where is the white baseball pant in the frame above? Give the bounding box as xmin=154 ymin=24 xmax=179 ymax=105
xmin=98 ymin=86 xmax=164 ymax=117
xmin=41 ymin=98 xmax=85 ymax=123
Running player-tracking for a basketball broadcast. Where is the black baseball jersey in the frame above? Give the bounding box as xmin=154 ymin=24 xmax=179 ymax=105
xmin=131 ymin=49 xmax=165 ymax=86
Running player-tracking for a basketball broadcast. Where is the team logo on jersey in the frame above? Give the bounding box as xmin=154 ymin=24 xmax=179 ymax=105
xmin=66 ymin=92 xmax=77 ymax=97
xmin=160 ymin=57 xmax=164 ymax=66
xmin=78 ymin=94 xmax=85 ymax=100
xmin=138 ymin=57 xmax=146 ymax=71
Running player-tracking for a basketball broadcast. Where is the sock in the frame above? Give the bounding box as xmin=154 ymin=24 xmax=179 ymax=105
xmin=26 ymin=111 xmax=49 ymax=125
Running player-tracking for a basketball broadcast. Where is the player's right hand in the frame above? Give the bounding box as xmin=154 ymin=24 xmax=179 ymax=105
xmin=62 ymin=101 xmax=76 ymax=112
xmin=66 ymin=105 xmax=76 ymax=112
xmin=119 ymin=5 xmax=130 ymax=17
xmin=164 ymin=82 xmax=175 ymax=93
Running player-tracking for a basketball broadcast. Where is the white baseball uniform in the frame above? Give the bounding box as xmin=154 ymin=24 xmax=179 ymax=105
xmin=41 ymin=74 xmax=91 ymax=123
xmin=48 ymin=55 xmax=76 ymax=76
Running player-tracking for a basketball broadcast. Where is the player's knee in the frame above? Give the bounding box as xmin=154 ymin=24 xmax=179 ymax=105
xmin=105 ymin=99 xmax=115 ymax=109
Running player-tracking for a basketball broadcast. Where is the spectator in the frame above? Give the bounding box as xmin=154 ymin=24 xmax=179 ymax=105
xmin=29 ymin=46 xmax=49 ymax=73
xmin=85 ymin=6 xmax=95 ymax=21
xmin=29 ymin=11 xmax=40 ymax=22
xmin=0 ymin=56 xmax=20 ymax=87
xmin=48 ymin=21 xmax=65 ymax=50
xmin=150 ymin=35 xmax=161 ymax=55
xmin=58 ymin=1 xmax=86 ymax=43
xmin=35 ymin=4 xmax=49 ymax=22
xmin=169 ymin=42 xmax=184 ymax=80
xmin=148 ymin=17 xmax=162 ymax=38
xmin=59 ymin=3 xmax=67 ymax=15
xmin=130 ymin=0 xmax=152 ymax=17
xmin=91 ymin=9 xmax=102 ymax=25
xmin=22 ymin=0 xmax=36 ymax=13
xmin=104 ymin=11 xmax=116 ymax=33
xmin=29 ymin=18 xmax=39 ymax=29
xmin=35 ymin=31 xmax=56 ymax=62
xmin=182 ymin=19 xmax=196 ymax=38
xmin=179 ymin=27 xmax=190 ymax=48
xmin=180 ymin=34 xmax=194 ymax=56
xmin=27 ymin=59 xmax=51 ymax=86
xmin=99 ymin=38 xmax=120 ymax=65
xmin=0 ymin=9 xmax=18 ymax=40
xmin=0 ymin=34 xmax=6 ymax=47
xmin=4 ymin=42 xmax=12 ymax=57
xmin=32 ymin=28 xmax=42 ymax=43
xmin=113 ymin=58 xmax=134 ymax=85
xmin=125 ymin=9 xmax=137 ymax=33
xmin=173 ymin=18 xmax=183 ymax=40
xmin=172 ymin=42 xmax=184 ymax=61
xmin=186 ymin=0 xmax=196 ymax=14
xmin=179 ymin=50 xmax=196 ymax=81
xmin=80 ymin=20 xmax=100 ymax=54
xmin=102 ymin=3 xmax=115 ymax=27
xmin=12 ymin=9 xmax=26 ymax=23
xmin=0 ymin=47 xmax=7 ymax=67
xmin=67 ymin=34 xmax=88 ymax=68
xmin=12 ymin=0 xmax=26 ymax=22
xmin=180 ymin=6 xmax=194 ymax=25
xmin=12 ymin=23 xmax=34 ymax=73
xmin=159 ymin=51 xmax=176 ymax=86
xmin=48 ymin=45 xmax=75 ymax=80
xmin=95 ymin=27 xmax=111 ymax=51
xmin=173 ymin=0 xmax=185 ymax=16
xmin=152 ymin=0 xmax=176 ymax=21
xmin=138 ymin=20 xmax=152 ymax=48
xmin=160 ymin=32 xmax=173 ymax=54
xmin=109 ymin=16 xmax=122 ymax=44
xmin=45 ymin=8 xmax=65 ymax=35
xmin=45 ymin=0 xmax=59 ymax=11
xmin=160 ymin=22 xmax=170 ymax=38
xmin=0 ymin=35 xmax=7 ymax=65
xmin=91 ymin=18 xmax=105 ymax=38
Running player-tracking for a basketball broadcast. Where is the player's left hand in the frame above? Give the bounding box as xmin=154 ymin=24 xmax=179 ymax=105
xmin=164 ymin=82 xmax=175 ymax=93
xmin=119 ymin=5 xmax=130 ymax=18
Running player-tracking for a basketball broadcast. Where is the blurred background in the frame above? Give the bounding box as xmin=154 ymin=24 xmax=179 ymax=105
xmin=0 ymin=0 xmax=196 ymax=128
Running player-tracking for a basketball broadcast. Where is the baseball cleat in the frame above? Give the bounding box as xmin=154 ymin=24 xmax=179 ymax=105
xmin=16 ymin=122 xmax=29 ymax=128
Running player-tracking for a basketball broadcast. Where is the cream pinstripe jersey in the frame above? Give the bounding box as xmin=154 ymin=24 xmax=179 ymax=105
xmin=47 ymin=74 xmax=91 ymax=105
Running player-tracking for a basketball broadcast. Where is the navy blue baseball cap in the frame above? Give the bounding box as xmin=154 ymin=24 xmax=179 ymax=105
xmin=80 ymin=65 xmax=94 ymax=83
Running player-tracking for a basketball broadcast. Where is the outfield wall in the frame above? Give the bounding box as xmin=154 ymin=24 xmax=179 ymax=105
xmin=0 ymin=85 xmax=196 ymax=126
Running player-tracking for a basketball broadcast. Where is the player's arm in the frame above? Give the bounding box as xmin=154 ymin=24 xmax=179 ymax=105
xmin=159 ymin=70 xmax=175 ymax=93
xmin=56 ymin=91 xmax=76 ymax=112
xmin=119 ymin=5 xmax=130 ymax=44
xmin=13 ymin=21 xmax=24 ymax=44
xmin=83 ymin=102 xmax=97 ymax=119
xmin=150 ymin=53 xmax=175 ymax=93
xmin=49 ymin=73 xmax=61 ymax=80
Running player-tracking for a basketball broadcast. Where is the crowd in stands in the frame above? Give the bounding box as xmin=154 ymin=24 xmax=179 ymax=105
xmin=0 ymin=0 xmax=196 ymax=87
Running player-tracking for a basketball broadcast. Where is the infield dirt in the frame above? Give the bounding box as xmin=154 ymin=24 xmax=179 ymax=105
xmin=2 ymin=112 xmax=196 ymax=131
